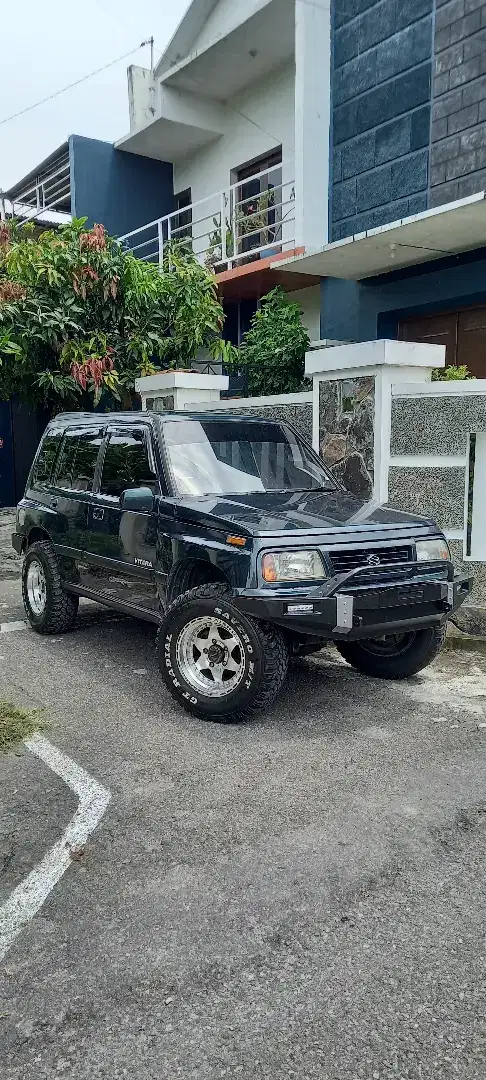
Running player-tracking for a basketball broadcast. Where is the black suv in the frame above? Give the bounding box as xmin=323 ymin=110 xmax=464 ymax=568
xmin=13 ymin=411 xmax=471 ymax=722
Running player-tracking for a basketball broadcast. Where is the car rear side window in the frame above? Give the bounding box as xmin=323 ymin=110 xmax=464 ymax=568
xmin=30 ymin=430 xmax=63 ymax=486
xmin=55 ymin=428 xmax=104 ymax=492
xmin=100 ymin=429 xmax=157 ymax=499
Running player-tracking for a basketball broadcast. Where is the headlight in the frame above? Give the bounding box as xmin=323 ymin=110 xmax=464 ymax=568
xmin=416 ymin=537 xmax=450 ymax=562
xmin=262 ymin=550 xmax=325 ymax=582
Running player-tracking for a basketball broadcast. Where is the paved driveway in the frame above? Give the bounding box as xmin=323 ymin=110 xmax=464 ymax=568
xmin=1 ymin=577 xmax=486 ymax=1079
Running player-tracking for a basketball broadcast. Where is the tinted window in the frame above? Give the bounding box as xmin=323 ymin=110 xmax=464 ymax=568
xmin=55 ymin=429 xmax=103 ymax=492
xmin=30 ymin=430 xmax=62 ymax=486
xmin=100 ymin=430 xmax=157 ymax=499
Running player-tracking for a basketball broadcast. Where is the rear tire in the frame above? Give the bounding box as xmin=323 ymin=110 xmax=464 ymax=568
xmin=22 ymin=541 xmax=79 ymax=635
xmin=335 ymin=625 xmax=446 ymax=680
xmin=157 ymin=583 xmax=289 ymax=723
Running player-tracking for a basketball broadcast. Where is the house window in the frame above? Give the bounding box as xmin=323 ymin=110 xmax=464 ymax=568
xmin=232 ymin=149 xmax=283 ymax=264
xmin=173 ymin=188 xmax=192 ymax=245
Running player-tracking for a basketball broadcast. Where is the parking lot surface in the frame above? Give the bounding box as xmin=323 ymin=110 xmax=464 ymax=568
xmin=1 ymin=576 xmax=486 ymax=1079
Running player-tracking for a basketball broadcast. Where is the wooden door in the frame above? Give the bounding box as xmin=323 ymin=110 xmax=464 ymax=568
xmin=457 ymin=308 xmax=486 ymax=378
xmin=399 ymin=312 xmax=458 ymax=368
xmin=399 ymin=306 xmax=486 ymax=377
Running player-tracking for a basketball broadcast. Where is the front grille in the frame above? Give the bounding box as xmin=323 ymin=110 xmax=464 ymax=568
xmin=327 ymin=545 xmax=413 ymax=576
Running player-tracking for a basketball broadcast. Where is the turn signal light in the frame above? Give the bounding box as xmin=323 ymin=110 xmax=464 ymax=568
xmin=227 ymin=535 xmax=247 ymax=547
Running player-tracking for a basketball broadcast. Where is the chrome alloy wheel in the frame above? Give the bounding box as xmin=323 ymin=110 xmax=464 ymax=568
xmin=26 ymin=559 xmax=47 ymax=616
xmin=176 ymin=616 xmax=246 ymax=698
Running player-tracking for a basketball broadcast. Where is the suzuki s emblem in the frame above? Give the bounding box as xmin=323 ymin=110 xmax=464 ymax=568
xmin=367 ymin=554 xmax=381 ymax=566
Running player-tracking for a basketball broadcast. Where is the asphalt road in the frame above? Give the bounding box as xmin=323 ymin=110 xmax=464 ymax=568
xmin=1 ymin=576 xmax=486 ymax=1079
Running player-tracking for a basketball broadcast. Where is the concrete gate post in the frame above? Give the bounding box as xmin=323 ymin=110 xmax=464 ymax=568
xmin=306 ymin=340 xmax=445 ymax=503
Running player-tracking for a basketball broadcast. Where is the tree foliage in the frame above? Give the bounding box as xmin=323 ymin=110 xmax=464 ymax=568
xmin=0 ymin=218 xmax=232 ymax=411
xmin=226 ymin=287 xmax=310 ymax=396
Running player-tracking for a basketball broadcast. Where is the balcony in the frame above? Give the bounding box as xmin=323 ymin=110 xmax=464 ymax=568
xmin=119 ymin=165 xmax=296 ymax=282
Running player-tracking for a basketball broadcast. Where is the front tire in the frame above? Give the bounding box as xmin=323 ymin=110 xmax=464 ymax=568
xmin=22 ymin=541 xmax=79 ymax=635
xmin=335 ymin=625 xmax=447 ymax=680
xmin=157 ymin=584 xmax=289 ymax=723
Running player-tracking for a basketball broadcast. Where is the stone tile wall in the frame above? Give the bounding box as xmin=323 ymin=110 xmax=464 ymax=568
xmin=388 ymin=465 xmax=466 ymax=529
xmin=391 ymin=393 xmax=486 ymax=454
xmin=319 ymin=376 xmax=375 ymax=499
xmin=331 ymin=0 xmax=433 ymax=241
xmin=430 ymin=0 xmax=486 ymax=207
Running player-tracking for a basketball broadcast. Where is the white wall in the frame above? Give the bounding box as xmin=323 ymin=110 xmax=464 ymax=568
xmin=173 ymin=60 xmax=295 ymax=202
xmin=294 ymin=0 xmax=331 ymax=249
xmin=128 ymin=66 xmax=154 ymax=132
xmin=286 ymin=285 xmax=321 ymax=342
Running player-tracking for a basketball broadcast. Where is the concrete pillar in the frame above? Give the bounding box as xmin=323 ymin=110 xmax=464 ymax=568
xmin=135 ymin=370 xmax=229 ymax=413
xmin=294 ymin=0 xmax=331 ymax=251
xmin=306 ymin=340 xmax=446 ymax=503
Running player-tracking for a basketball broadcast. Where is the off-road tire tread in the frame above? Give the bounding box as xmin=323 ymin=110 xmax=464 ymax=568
xmin=335 ymin=624 xmax=447 ymax=680
xmin=158 ymin=583 xmax=288 ymax=722
xmin=22 ymin=541 xmax=78 ymax=635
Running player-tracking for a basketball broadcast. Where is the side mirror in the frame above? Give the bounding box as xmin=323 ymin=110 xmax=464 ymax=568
xmin=120 ymin=486 xmax=155 ymax=513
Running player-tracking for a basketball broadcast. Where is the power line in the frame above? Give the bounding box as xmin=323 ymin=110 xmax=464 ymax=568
xmin=0 ymin=40 xmax=153 ymax=128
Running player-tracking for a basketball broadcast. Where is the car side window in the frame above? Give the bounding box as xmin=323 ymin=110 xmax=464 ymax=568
xmin=30 ymin=430 xmax=63 ymax=487
xmin=99 ymin=429 xmax=158 ymax=499
xmin=54 ymin=428 xmax=104 ymax=492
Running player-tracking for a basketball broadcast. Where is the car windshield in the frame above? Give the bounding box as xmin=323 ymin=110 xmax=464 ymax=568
xmin=163 ymin=418 xmax=337 ymax=497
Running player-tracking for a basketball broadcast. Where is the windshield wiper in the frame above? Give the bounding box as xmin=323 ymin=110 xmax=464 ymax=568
xmin=267 ymin=486 xmax=335 ymax=494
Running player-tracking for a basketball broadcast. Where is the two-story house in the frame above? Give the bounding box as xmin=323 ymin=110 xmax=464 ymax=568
xmin=116 ymin=0 xmax=330 ymax=345
xmin=119 ymin=0 xmax=486 ymax=375
xmin=4 ymin=0 xmax=486 ymax=504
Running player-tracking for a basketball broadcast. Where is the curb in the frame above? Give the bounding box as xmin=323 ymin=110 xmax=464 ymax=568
xmin=445 ymin=629 xmax=486 ymax=655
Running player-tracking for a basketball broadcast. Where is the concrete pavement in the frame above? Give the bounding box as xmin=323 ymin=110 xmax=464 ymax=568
xmin=1 ymin=577 xmax=486 ymax=1078
xmin=0 ymin=510 xmax=20 ymax=581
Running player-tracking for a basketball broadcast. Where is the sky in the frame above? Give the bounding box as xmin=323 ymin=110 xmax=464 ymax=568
xmin=0 ymin=0 xmax=190 ymax=192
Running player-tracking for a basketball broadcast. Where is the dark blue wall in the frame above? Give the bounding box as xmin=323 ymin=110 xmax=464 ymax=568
xmin=321 ymin=248 xmax=486 ymax=342
xmin=0 ymin=402 xmax=15 ymax=507
xmin=69 ymin=135 xmax=174 ymax=236
xmin=331 ymin=0 xmax=433 ymax=242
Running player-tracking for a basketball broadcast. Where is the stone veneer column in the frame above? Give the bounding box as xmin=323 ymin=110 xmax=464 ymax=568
xmin=305 ymin=340 xmax=445 ymax=503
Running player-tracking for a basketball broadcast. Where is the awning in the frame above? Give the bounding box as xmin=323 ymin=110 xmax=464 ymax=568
xmin=278 ymin=193 xmax=486 ymax=281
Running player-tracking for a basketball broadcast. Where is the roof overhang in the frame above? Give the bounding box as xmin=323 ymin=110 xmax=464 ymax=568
xmin=3 ymin=141 xmax=71 ymax=218
xmin=159 ymin=0 xmax=294 ymax=101
xmin=277 ymin=193 xmax=486 ymax=281
xmin=215 ymin=248 xmax=319 ymax=300
xmin=116 ymin=115 xmax=221 ymax=163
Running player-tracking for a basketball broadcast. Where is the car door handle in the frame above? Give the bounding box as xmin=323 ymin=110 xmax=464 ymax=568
xmin=50 ymin=497 xmax=58 ymax=509
xmin=92 ymin=507 xmax=104 ymax=521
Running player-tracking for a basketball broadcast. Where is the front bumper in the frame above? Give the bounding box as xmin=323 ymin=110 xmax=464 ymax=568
xmin=234 ymin=561 xmax=472 ymax=641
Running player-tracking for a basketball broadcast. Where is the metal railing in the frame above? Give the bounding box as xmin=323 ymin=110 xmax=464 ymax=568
xmin=119 ymin=165 xmax=296 ymax=271
xmin=3 ymin=153 xmax=72 ymax=224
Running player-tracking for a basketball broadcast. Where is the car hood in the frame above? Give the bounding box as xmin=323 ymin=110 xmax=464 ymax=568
xmin=171 ymin=489 xmax=434 ymax=537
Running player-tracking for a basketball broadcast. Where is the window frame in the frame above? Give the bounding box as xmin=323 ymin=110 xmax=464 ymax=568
xmin=28 ymin=427 xmax=64 ymax=490
xmin=94 ymin=424 xmax=161 ymax=504
xmin=52 ymin=426 xmax=105 ymax=495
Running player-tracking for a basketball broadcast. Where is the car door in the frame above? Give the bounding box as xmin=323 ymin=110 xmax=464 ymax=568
xmin=47 ymin=425 xmax=104 ymax=561
xmin=82 ymin=424 xmax=159 ymax=612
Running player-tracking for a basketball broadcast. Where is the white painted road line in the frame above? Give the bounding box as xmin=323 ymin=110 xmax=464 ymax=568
xmin=0 ymin=621 xmax=27 ymax=633
xmin=0 ymin=734 xmax=111 ymax=962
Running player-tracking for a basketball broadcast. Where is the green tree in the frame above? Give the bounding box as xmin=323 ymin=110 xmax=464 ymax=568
xmin=227 ymin=287 xmax=310 ymax=396
xmin=0 ymin=218 xmax=232 ymax=411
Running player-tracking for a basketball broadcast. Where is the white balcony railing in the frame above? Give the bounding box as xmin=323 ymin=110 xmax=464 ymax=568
xmin=119 ymin=165 xmax=295 ymax=272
